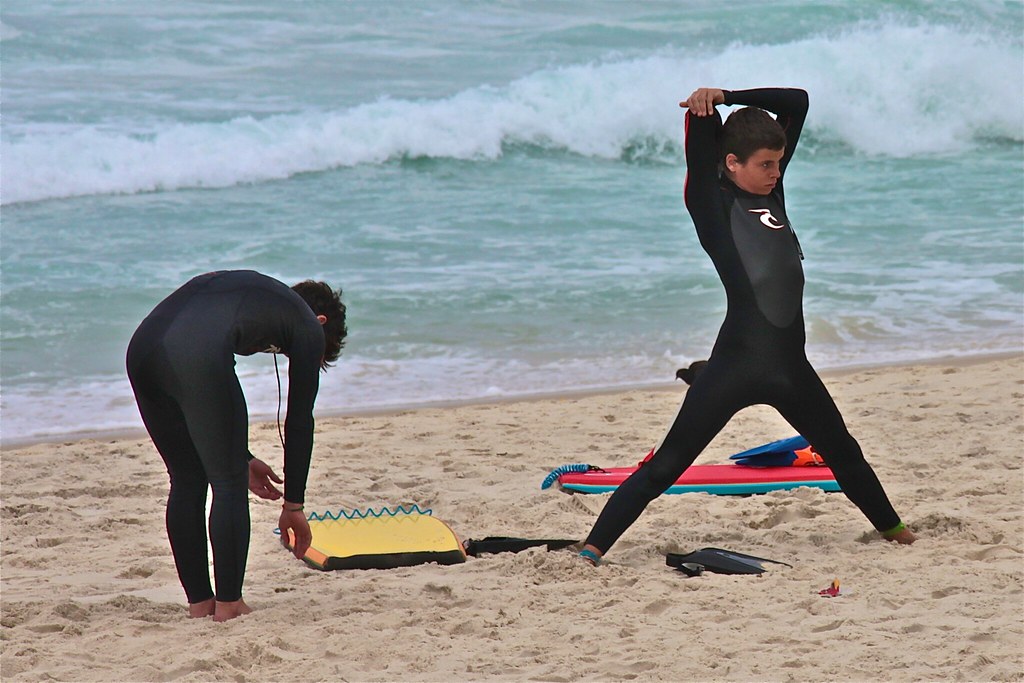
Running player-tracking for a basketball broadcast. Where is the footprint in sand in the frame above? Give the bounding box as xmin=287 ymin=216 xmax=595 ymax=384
xmin=810 ymin=619 xmax=847 ymax=633
xmin=53 ymin=602 xmax=91 ymax=622
xmin=116 ymin=564 xmax=157 ymax=579
xmin=35 ymin=536 xmax=71 ymax=548
xmin=966 ymin=544 xmax=1018 ymax=561
xmin=642 ymin=599 xmax=671 ymax=616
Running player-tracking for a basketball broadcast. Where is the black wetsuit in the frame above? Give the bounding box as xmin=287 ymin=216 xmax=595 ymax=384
xmin=585 ymin=88 xmax=901 ymax=553
xmin=126 ymin=270 xmax=324 ymax=603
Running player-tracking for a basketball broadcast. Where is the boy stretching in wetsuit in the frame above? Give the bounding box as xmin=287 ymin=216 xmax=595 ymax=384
xmin=578 ymin=87 xmax=915 ymax=566
xmin=127 ymin=270 xmax=347 ymax=620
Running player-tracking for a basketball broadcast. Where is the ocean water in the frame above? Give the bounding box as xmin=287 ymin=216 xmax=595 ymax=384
xmin=2 ymin=1 xmax=1022 ymax=445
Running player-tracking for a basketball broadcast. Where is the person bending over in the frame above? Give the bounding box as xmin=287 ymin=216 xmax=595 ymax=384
xmin=578 ymin=87 xmax=915 ymax=567
xmin=127 ymin=270 xmax=347 ymax=620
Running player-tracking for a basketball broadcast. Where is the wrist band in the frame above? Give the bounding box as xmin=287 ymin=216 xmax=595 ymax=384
xmin=579 ymin=549 xmax=602 ymax=566
xmin=882 ymin=521 xmax=906 ymax=538
xmin=284 ymin=505 xmax=304 ymax=512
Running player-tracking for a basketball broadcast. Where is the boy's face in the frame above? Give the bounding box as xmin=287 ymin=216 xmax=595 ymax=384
xmin=726 ymin=148 xmax=784 ymax=195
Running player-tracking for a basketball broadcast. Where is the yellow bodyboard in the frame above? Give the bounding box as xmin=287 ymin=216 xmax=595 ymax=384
xmin=282 ymin=509 xmax=466 ymax=570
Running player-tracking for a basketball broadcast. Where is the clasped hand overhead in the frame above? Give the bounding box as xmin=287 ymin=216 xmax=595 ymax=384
xmin=679 ymin=87 xmax=725 ymax=117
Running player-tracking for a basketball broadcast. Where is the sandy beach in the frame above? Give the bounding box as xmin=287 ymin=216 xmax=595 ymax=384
xmin=2 ymin=354 xmax=1022 ymax=682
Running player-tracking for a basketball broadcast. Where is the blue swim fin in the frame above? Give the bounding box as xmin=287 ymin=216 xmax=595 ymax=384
xmin=730 ymin=435 xmax=809 ymax=467
xmin=730 ymin=435 xmax=809 ymax=459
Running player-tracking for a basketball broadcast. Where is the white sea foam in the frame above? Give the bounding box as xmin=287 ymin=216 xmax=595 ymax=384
xmin=3 ymin=324 xmax=1021 ymax=446
xmin=0 ymin=21 xmax=22 ymax=41
xmin=3 ymin=20 xmax=1019 ymax=205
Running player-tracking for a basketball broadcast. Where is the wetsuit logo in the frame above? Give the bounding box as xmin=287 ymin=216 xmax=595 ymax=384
xmin=748 ymin=209 xmax=785 ymax=230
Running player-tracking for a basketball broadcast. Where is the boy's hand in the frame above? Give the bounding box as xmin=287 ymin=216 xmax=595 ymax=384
xmin=279 ymin=507 xmax=312 ymax=559
xmin=248 ymin=458 xmax=284 ymax=500
xmin=680 ymin=88 xmax=725 ymax=116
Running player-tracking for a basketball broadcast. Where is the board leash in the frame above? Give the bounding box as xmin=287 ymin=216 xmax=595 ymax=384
xmin=541 ymin=464 xmax=601 ymax=489
xmin=273 ymin=504 xmax=434 ymax=534
xmin=273 ymin=352 xmax=285 ymax=451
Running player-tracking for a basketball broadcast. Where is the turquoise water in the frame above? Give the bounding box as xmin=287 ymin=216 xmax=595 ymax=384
xmin=2 ymin=1 xmax=1022 ymax=443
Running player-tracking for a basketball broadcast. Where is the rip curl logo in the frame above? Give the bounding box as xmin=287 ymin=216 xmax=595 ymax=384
xmin=748 ymin=208 xmax=785 ymax=230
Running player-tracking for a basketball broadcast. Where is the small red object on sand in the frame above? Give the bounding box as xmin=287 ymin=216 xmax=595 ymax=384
xmin=818 ymin=579 xmax=841 ymax=597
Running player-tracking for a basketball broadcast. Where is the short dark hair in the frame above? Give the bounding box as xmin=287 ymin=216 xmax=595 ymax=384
xmin=291 ymin=280 xmax=347 ymax=369
xmin=721 ymin=107 xmax=786 ymax=164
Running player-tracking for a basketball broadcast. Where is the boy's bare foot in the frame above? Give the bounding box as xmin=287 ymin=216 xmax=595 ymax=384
xmin=213 ymin=598 xmax=253 ymax=622
xmin=886 ymin=528 xmax=917 ymax=545
xmin=579 ymin=544 xmax=603 ymax=566
xmin=188 ymin=598 xmax=215 ymax=618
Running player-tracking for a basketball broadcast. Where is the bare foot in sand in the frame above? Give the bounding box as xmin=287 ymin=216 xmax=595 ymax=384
xmin=579 ymin=544 xmax=603 ymax=566
xmin=188 ymin=598 xmax=215 ymax=618
xmin=886 ymin=528 xmax=917 ymax=545
xmin=213 ymin=599 xmax=253 ymax=622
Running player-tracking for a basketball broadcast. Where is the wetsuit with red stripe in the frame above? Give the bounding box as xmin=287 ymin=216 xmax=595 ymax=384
xmin=584 ymin=88 xmax=902 ymax=553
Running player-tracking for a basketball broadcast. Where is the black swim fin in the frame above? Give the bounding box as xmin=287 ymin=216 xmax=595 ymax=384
xmin=665 ymin=547 xmax=792 ymax=575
